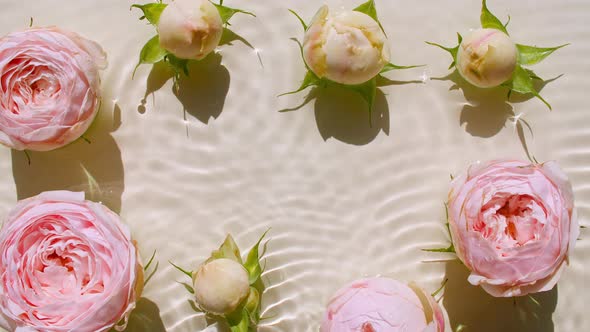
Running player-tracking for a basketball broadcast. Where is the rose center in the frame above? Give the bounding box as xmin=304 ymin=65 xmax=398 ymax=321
xmin=45 ymin=252 xmax=74 ymax=272
xmin=361 ymin=322 xmax=376 ymax=332
xmin=3 ymin=59 xmax=60 ymax=114
xmin=477 ymin=194 xmax=545 ymax=246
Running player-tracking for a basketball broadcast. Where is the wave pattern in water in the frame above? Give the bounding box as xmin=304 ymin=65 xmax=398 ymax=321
xmin=0 ymin=1 xmax=588 ymax=332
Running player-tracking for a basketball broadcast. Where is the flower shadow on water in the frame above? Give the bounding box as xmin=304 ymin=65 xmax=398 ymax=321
xmin=433 ymin=70 xmax=561 ymax=139
xmin=314 ymin=86 xmax=390 ymax=146
xmin=121 ymin=297 xmax=167 ymax=332
xmin=11 ymin=102 xmax=124 ymax=213
xmin=138 ymin=53 xmax=232 ymax=126
xmin=443 ymin=260 xmax=557 ymax=332
xmin=282 ymin=77 xmax=421 ymax=146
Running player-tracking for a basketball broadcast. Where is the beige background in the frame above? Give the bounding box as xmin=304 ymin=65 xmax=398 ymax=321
xmin=0 ymin=0 xmax=588 ymax=331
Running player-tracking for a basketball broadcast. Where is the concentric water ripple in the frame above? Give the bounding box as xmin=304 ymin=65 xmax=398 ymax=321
xmin=0 ymin=0 xmax=589 ymax=332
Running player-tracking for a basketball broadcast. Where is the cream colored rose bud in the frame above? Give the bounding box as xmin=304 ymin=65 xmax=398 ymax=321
xmin=456 ymin=28 xmax=518 ymax=88
xmin=157 ymin=0 xmax=223 ymax=60
xmin=303 ymin=6 xmax=390 ymax=85
xmin=193 ymin=258 xmax=250 ymax=315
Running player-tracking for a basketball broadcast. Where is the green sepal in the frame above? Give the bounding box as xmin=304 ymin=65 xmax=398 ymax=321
xmin=213 ymin=3 xmax=255 ymax=25
xmin=481 ymin=0 xmax=509 ymax=35
xmin=244 ymin=287 xmax=261 ymax=324
xmin=380 ymin=62 xmax=424 ymax=74
xmin=279 ymin=38 xmax=321 ymax=96
xmin=143 ymin=249 xmax=159 ymax=286
xmin=279 ymin=70 xmax=321 ymax=97
xmin=131 ymin=3 xmax=167 ymax=25
xmin=426 ymin=33 xmax=462 ymax=70
xmin=516 ymin=43 xmax=568 ymax=66
xmin=243 ymin=229 xmax=270 ymax=285
xmin=348 ymin=77 xmax=377 ymax=112
xmin=353 ymin=0 xmax=385 ymax=34
xmin=169 ymin=261 xmax=193 ymax=279
xmin=423 ymin=243 xmax=456 ymax=253
xmin=209 ymin=234 xmax=243 ymax=264
xmin=144 ymin=250 xmax=157 ymax=271
xmin=133 ymin=35 xmax=167 ymax=78
xmin=165 ymin=53 xmax=190 ymax=77
xmin=504 ymin=64 xmax=552 ymax=110
xmin=227 ymin=308 xmax=250 ymax=332
xmin=423 ymin=204 xmax=457 ymax=253
xmin=431 ymin=278 xmax=448 ymax=298
xmin=178 ymin=281 xmax=195 ymax=294
xmin=288 ymin=9 xmax=308 ymax=31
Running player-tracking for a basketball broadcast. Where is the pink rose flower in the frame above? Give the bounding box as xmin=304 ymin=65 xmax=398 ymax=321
xmin=0 ymin=27 xmax=106 ymax=151
xmin=321 ymin=278 xmax=445 ymax=332
xmin=0 ymin=191 xmax=142 ymax=332
xmin=448 ymin=160 xmax=578 ymax=297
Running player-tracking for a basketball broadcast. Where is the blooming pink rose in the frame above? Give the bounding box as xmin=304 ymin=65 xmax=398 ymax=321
xmin=0 ymin=191 xmax=142 ymax=332
xmin=0 ymin=27 xmax=106 ymax=151
xmin=448 ymin=160 xmax=578 ymax=297
xmin=321 ymin=278 xmax=445 ymax=332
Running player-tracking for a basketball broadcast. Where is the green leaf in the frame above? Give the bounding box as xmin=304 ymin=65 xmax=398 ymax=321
xmin=431 ymin=278 xmax=448 ymax=298
xmin=228 ymin=309 xmax=250 ymax=332
xmin=213 ymin=3 xmax=255 ymax=25
xmin=177 ymin=281 xmax=195 ymax=294
xmin=144 ymin=250 xmax=157 ymax=271
xmin=422 ymin=244 xmax=456 ymax=253
xmin=480 ymin=0 xmax=509 ymax=35
xmin=244 ymin=229 xmax=270 ymax=285
xmin=353 ymin=0 xmax=386 ymax=34
xmin=426 ymin=33 xmax=462 ymax=70
xmin=188 ymin=299 xmax=202 ymax=313
xmin=131 ymin=3 xmax=167 ymax=25
xmin=506 ymin=64 xmax=552 ymax=110
xmin=165 ymin=54 xmax=190 ymax=77
xmin=353 ymin=0 xmax=378 ymax=21
xmin=380 ymin=62 xmax=424 ymax=74
xmin=134 ymin=35 xmax=167 ymax=77
xmin=144 ymin=261 xmax=159 ymax=286
xmin=169 ymin=261 xmax=193 ymax=279
xmin=209 ymin=234 xmax=243 ymax=264
xmin=516 ymin=43 xmax=568 ymax=66
xmin=279 ymin=70 xmax=321 ymax=96
xmin=288 ymin=9 xmax=308 ymax=31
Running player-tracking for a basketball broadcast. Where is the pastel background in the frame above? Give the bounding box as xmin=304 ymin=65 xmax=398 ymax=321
xmin=0 ymin=0 xmax=587 ymax=331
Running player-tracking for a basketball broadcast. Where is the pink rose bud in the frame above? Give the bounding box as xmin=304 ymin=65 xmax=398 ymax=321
xmin=303 ymin=6 xmax=390 ymax=85
xmin=192 ymin=258 xmax=250 ymax=315
xmin=0 ymin=191 xmax=141 ymax=332
xmin=448 ymin=160 xmax=578 ymax=297
xmin=157 ymin=0 xmax=223 ymax=60
xmin=0 ymin=27 xmax=106 ymax=151
xmin=456 ymin=28 xmax=518 ymax=88
xmin=321 ymin=278 xmax=445 ymax=332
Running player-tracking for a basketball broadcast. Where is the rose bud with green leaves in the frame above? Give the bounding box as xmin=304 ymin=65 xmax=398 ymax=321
xmin=283 ymin=0 xmax=421 ymax=117
xmin=456 ymin=28 xmax=518 ymax=88
xmin=303 ymin=5 xmax=390 ymax=86
xmin=427 ymin=0 xmax=568 ymax=109
xmin=171 ymin=231 xmax=269 ymax=332
xmin=131 ymin=0 xmax=254 ymax=84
